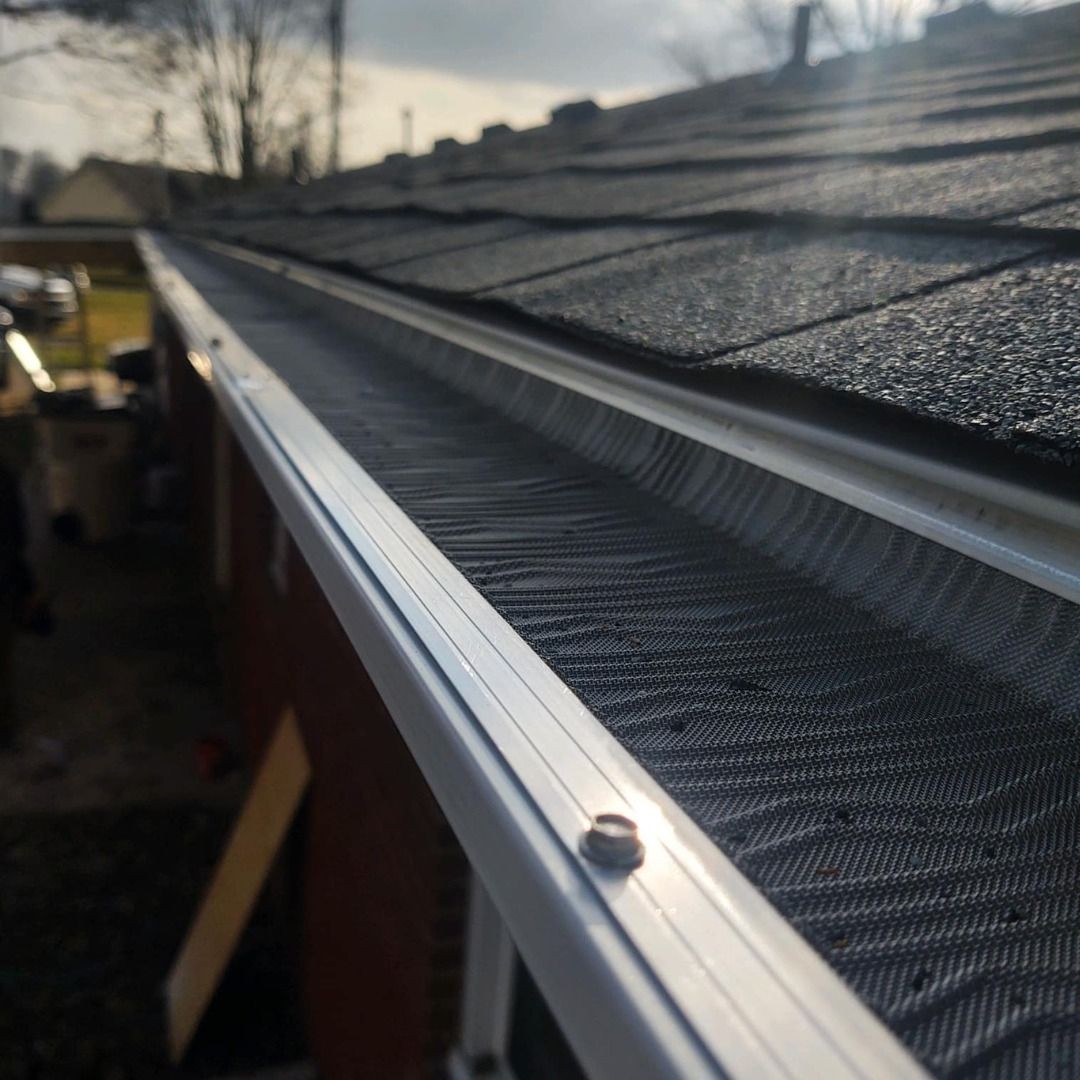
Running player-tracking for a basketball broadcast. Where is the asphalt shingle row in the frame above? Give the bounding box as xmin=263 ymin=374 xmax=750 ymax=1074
xmin=188 ymin=4 xmax=1080 ymax=470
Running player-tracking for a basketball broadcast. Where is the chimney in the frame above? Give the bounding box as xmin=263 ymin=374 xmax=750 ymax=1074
xmin=790 ymin=4 xmax=812 ymax=67
xmin=432 ymin=136 xmax=461 ymax=155
xmin=550 ymin=99 xmax=601 ymax=126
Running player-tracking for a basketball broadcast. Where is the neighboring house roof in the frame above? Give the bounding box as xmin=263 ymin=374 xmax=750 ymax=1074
xmin=188 ymin=0 xmax=1080 ymax=472
xmin=41 ymin=157 xmax=235 ymax=224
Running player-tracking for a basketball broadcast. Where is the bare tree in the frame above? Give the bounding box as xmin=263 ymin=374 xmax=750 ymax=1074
xmin=22 ymin=148 xmax=64 ymax=198
xmin=662 ymin=37 xmax=724 ymax=88
xmin=664 ymin=0 xmax=931 ymax=85
xmin=327 ymin=0 xmax=343 ymax=174
xmin=0 ymin=0 xmax=141 ymax=15
xmin=0 ymin=146 xmax=24 ymax=219
xmin=0 ymin=41 xmax=53 ymax=65
xmin=844 ymin=0 xmax=920 ymax=49
xmin=3 ymin=0 xmax=347 ymax=182
xmin=664 ymin=0 xmax=795 ymax=85
xmin=740 ymin=0 xmax=793 ymax=65
xmin=123 ymin=0 xmax=329 ymax=185
xmin=0 ymin=147 xmax=65 ymax=220
xmin=0 ymin=0 xmax=146 ymax=67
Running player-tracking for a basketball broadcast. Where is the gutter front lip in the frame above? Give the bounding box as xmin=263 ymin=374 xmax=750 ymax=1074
xmin=193 ymin=233 xmax=1080 ymax=607
xmin=139 ymin=229 xmax=928 ymax=1080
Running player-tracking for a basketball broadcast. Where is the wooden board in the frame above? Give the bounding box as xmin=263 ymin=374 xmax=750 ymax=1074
xmin=165 ymin=707 xmax=311 ymax=1064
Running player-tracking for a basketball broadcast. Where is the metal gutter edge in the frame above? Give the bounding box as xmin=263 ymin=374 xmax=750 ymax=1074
xmin=196 ymin=235 xmax=1080 ymax=606
xmin=138 ymin=229 xmax=928 ymax=1080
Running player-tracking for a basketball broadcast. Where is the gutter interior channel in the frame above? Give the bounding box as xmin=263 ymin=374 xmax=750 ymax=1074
xmin=181 ymin=238 xmax=1080 ymax=1080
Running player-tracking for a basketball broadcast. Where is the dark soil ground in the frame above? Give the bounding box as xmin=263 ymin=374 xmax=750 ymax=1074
xmin=0 ymin=514 xmax=307 ymax=1079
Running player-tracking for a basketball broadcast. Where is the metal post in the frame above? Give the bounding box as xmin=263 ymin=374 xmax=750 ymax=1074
xmin=78 ymin=280 xmax=91 ymax=368
xmin=401 ymin=106 xmax=413 ymax=156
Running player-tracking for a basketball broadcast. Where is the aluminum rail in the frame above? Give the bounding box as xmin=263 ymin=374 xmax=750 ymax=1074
xmin=196 ymin=235 xmax=1080 ymax=607
xmin=139 ymin=229 xmax=928 ymax=1080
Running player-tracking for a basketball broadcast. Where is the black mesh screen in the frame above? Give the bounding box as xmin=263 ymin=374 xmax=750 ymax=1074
xmin=206 ymin=293 xmax=1080 ymax=1079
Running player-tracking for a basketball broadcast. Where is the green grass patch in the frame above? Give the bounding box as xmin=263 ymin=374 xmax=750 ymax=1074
xmin=85 ymin=265 xmax=147 ymax=289
xmin=30 ymin=284 xmax=151 ymax=371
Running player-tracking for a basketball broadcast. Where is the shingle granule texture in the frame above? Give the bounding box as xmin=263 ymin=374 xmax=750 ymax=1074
xmin=484 ymin=230 xmax=1043 ymax=360
xmin=1015 ymin=198 xmax=1080 ymax=230
xmin=186 ymin=3 xmax=1080 ymax=467
xmin=663 ymin=144 xmax=1080 ymax=221
xmin=179 ymin=249 xmax=1080 ymax=1080
xmin=375 ymin=223 xmax=702 ymax=294
xmin=722 ymin=259 xmax=1080 ymax=466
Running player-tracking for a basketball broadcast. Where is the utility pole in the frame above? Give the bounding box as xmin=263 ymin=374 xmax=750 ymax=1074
xmin=328 ymin=0 xmax=345 ymax=174
xmin=401 ymin=106 xmax=413 ymax=156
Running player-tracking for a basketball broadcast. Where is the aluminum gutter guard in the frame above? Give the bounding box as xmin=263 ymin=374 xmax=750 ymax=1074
xmin=139 ymin=229 xmax=928 ymax=1080
xmin=195 ymin=236 xmax=1080 ymax=608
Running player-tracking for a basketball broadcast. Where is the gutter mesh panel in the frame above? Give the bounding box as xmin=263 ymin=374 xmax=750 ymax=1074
xmin=187 ymin=245 xmax=1079 ymax=1080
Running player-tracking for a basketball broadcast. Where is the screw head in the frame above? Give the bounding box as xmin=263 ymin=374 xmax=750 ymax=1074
xmin=580 ymin=812 xmax=645 ymax=870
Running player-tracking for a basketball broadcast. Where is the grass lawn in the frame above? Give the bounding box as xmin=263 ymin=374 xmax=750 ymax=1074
xmin=28 ymin=273 xmax=151 ymax=371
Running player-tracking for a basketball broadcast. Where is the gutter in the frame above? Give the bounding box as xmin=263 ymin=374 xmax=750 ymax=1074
xmin=193 ymin=235 xmax=1080 ymax=609
xmin=138 ymin=229 xmax=928 ymax=1080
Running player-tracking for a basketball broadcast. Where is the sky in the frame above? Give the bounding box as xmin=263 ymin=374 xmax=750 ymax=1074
xmin=0 ymin=0 xmax=758 ymax=173
xmin=351 ymin=0 xmax=731 ymax=88
xmin=1 ymin=0 xmax=1066 ymax=174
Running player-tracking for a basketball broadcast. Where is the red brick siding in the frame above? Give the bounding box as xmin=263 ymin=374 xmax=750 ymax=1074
xmin=165 ymin=326 xmax=467 ymax=1078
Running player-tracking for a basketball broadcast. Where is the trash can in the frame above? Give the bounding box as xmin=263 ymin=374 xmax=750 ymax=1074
xmin=37 ymin=408 xmax=137 ymax=543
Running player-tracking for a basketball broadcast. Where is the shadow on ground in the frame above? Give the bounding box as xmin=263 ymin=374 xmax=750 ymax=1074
xmin=0 ymin=522 xmax=307 ymax=1078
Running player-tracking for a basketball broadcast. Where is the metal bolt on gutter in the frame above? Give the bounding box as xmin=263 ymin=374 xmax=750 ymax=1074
xmin=139 ymin=230 xmax=930 ymax=1080
xmin=580 ymin=813 xmax=646 ymax=870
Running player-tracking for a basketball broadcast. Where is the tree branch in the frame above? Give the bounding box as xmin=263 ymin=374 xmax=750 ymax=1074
xmin=1 ymin=1 xmax=147 ymax=21
xmin=0 ymin=1 xmax=60 ymax=13
xmin=0 ymin=42 xmax=57 ymax=65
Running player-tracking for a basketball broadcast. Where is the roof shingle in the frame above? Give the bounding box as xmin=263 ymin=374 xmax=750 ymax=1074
xmin=186 ymin=0 xmax=1080 ymax=471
